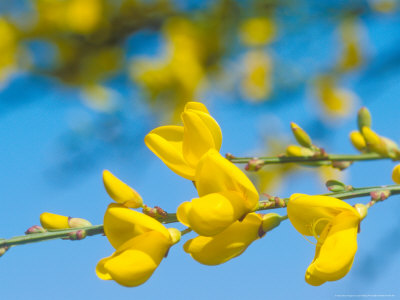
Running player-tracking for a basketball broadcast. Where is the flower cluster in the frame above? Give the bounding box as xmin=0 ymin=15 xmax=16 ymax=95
xmin=92 ymin=102 xmax=375 ymax=287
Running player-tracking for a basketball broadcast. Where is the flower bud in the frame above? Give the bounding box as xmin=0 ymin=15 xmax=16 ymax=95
xmin=68 ymin=229 xmax=87 ymax=240
xmin=392 ymin=164 xmax=400 ymax=184
xmin=357 ymin=107 xmax=372 ymax=132
xmin=361 ymin=127 xmax=386 ymax=155
xmin=25 ymin=225 xmax=47 ymax=234
xmin=354 ymin=203 xmax=368 ymax=220
xmin=381 ymin=137 xmax=400 ymax=159
xmin=103 ymin=170 xmax=143 ymax=208
xmin=167 ymin=228 xmax=181 ymax=245
xmin=325 ymin=179 xmax=346 ymax=192
xmin=291 ymin=122 xmax=313 ymax=148
xmin=286 ymin=145 xmax=315 ymax=157
xmin=225 ymin=153 xmax=236 ymax=160
xmin=331 ymin=160 xmax=353 ymax=170
xmin=68 ymin=217 xmax=92 ymax=228
xmin=370 ymin=190 xmax=391 ymax=202
xmin=259 ymin=213 xmax=283 ymax=237
xmin=349 ymin=131 xmax=366 ymax=152
xmin=40 ymin=212 xmax=69 ymax=230
xmin=0 ymin=246 xmax=9 ymax=257
xmin=244 ymin=158 xmax=264 ymax=172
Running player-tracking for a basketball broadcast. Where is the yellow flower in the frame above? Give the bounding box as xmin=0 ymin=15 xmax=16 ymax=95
xmin=349 ymin=130 xmax=366 ymax=152
xmin=239 ymin=17 xmax=276 ymax=46
xmin=392 ymin=164 xmax=400 ymax=184
xmin=287 ymin=194 xmax=365 ymax=286
xmin=145 ymin=102 xmax=222 ymax=180
xmin=184 ymin=212 xmax=283 ymax=265
xmin=102 ymin=170 xmax=143 ymax=208
xmin=40 ymin=212 xmax=92 ymax=229
xmin=96 ymin=203 xmax=180 ymax=287
xmin=177 ymin=149 xmax=259 ymax=236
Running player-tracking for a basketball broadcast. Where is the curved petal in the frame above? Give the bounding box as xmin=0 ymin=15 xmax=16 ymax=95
xmin=145 ymin=126 xmax=195 ymax=180
xmin=97 ymin=231 xmax=171 ymax=287
xmin=188 ymin=109 xmax=222 ymax=151
xmin=104 ymin=203 xmax=170 ymax=249
xmin=184 ymin=102 xmax=209 ymax=114
xmin=195 ymin=150 xmax=259 ymax=210
xmin=305 ymin=211 xmax=359 ymax=286
xmin=287 ymin=194 xmax=359 ymax=236
xmin=40 ymin=212 xmax=70 ymax=230
xmin=177 ymin=191 xmax=248 ymax=236
xmin=183 ymin=213 xmax=262 ymax=265
xmin=182 ymin=111 xmax=216 ymax=168
xmin=102 ymin=170 xmax=143 ymax=208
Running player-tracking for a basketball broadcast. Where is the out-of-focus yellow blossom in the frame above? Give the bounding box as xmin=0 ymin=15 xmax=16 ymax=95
xmin=337 ymin=19 xmax=363 ymax=72
xmin=314 ymin=75 xmax=357 ymax=118
xmin=240 ymin=50 xmax=273 ymax=102
xmin=239 ymin=17 xmax=276 ymax=46
xmin=102 ymin=170 xmax=143 ymax=208
xmin=184 ymin=212 xmax=283 ymax=265
xmin=132 ymin=18 xmax=207 ymax=119
xmin=0 ymin=18 xmax=18 ymax=82
xmin=145 ymin=102 xmax=222 ymax=180
xmin=96 ymin=203 xmax=180 ymax=287
xmin=392 ymin=164 xmax=400 ymax=184
xmin=288 ymin=194 xmax=366 ymax=286
xmin=82 ymin=85 xmax=116 ymax=112
xmin=40 ymin=212 xmax=92 ymax=229
xmin=177 ymin=149 xmax=259 ymax=236
xmin=36 ymin=0 xmax=102 ymax=34
xmin=361 ymin=126 xmax=400 ymax=158
xmin=369 ymin=0 xmax=397 ymax=13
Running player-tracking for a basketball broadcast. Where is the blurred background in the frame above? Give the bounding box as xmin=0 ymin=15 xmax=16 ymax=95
xmin=0 ymin=0 xmax=400 ymax=299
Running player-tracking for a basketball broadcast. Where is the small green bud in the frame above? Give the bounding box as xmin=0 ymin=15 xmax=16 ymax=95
xmin=370 ymin=190 xmax=390 ymax=202
xmin=25 ymin=225 xmax=47 ymax=234
xmin=0 ymin=246 xmax=9 ymax=257
xmin=357 ymin=107 xmax=372 ymax=132
xmin=68 ymin=229 xmax=87 ymax=240
xmin=325 ymin=180 xmax=347 ymax=192
xmin=167 ymin=228 xmax=181 ymax=245
xmin=258 ymin=213 xmax=284 ymax=237
xmin=331 ymin=160 xmax=353 ymax=170
xmin=245 ymin=158 xmax=264 ymax=172
xmin=290 ymin=122 xmax=313 ymax=148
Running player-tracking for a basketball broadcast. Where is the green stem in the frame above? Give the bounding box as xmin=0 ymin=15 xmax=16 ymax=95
xmin=230 ymin=152 xmax=387 ymax=165
xmin=2 ymin=184 xmax=400 ymax=250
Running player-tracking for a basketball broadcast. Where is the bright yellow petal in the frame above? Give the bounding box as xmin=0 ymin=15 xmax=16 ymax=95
xmin=40 ymin=212 xmax=70 ymax=230
xmin=97 ymin=231 xmax=171 ymax=287
xmin=183 ymin=213 xmax=262 ymax=265
xmin=102 ymin=170 xmax=143 ymax=208
xmin=104 ymin=203 xmax=170 ymax=249
xmin=305 ymin=211 xmax=359 ymax=285
xmin=187 ymin=109 xmax=222 ymax=150
xmin=184 ymin=101 xmax=209 ymax=114
xmin=177 ymin=191 xmax=248 ymax=236
xmin=145 ymin=126 xmax=195 ymax=180
xmin=195 ymin=150 xmax=259 ymax=210
xmin=182 ymin=110 xmax=216 ymax=168
xmin=287 ymin=194 xmax=358 ymax=236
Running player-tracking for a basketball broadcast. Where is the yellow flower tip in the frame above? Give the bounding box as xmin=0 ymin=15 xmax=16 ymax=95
xmin=354 ymin=204 xmax=368 ymax=220
xmin=102 ymin=170 xmax=143 ymax=208
xmin=349 ymin=131 xmax=366 ymax=152
xmin=290 ymin=122 xmax=313 ymax=148
xmin=167 ymin=228 xmax=181 ymax=245
xmin=392 ymin=164 xmax=400 ymax=184
xmin=183 ymin=213 xmax=263 ymax=265
xmin=361 ymin=126 xmax=385 ymax=155
xmin=40 ymin=212 xmax=70 ymax=230
xmin=184 ymin=101 xmax=209 ymax=114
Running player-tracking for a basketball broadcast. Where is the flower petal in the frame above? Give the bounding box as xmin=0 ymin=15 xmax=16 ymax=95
xmin=184 ymin=102 xmax=209 ymax=114
xmin=102 ymin=170 xmax=143 ymax=208
xmin=195 ymin=150 xmax=259 ymax=210
xmin=40 ymin=212 xmax=69 ymax=230
xmin=305 ymin=211 xmax=359 ymax=286
xmin=145 ymin=125 xmax=195 ymax=180
xmin=182 ymin=111 xmax=217 ymax=168
xmin=97 ymin=231 xmax=171 ymax=287
xmin=287 ymin=194 xmax=359 ymax=236
xmin=104 ymin=203 xmax=170 ymax=249
xmin=183 ymin=213 xmax=262 ymax=265
xmin=177 ymin=191 xmax=248 ymax=236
